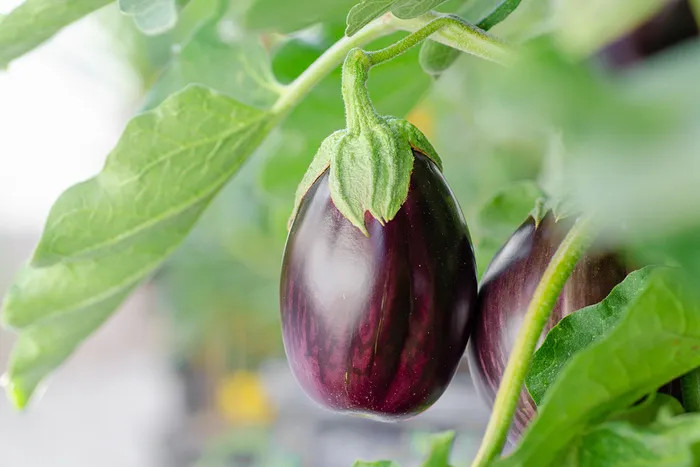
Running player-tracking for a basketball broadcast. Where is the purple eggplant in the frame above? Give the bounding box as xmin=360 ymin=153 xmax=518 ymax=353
xmin=467 ymin=213 xmax=628 ymax=440
xmin=280 ymin=151 xmax=477 ymax=419
xmin=599 ymin=0 xmax=698 ymax=69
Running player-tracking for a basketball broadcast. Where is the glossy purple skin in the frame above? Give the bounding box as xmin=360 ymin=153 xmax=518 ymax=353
xmin=280 ymin=152 xmax=477 ymax=419
xmin=467 ymin=214 xmax=628 ymax=441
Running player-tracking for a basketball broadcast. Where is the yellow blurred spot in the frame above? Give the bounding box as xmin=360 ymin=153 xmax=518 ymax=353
xmin=407 ymin=105 xmax=434 ymax=140
xmin=216 ymin=370 xmax=275 ymax=425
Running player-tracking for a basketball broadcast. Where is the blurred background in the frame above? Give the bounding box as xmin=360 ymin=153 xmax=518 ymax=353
xmin=1 ymin=0 xmax=698 ymax=465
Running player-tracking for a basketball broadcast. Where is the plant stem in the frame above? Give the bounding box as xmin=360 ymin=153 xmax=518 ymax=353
xmin=389 ymin=11 xmax=514 ymax=64
xmin=270 ymin=19 xmax=393 ymax=118
xmin=271 ymin=12 xmax=514 ymax=120
xmin=471 ymin=216 xmax=595 ymax=467
xmin=681 ymin=367 xmax=700 ymax=412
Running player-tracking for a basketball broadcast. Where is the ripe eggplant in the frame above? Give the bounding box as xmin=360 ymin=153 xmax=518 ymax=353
xmin=280 ymin=152 xmax=477 ymax=419
xmin=600 ymin=0 xmax=698 ymax=69
xmin=467 ymin=213 xmax=627 ymax=440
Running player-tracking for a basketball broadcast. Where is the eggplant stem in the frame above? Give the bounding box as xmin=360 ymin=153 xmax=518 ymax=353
xmin=376 ymin=13 xmax=513 ymax=66
xmin=471 ymin=216 xmax=595 ymax=466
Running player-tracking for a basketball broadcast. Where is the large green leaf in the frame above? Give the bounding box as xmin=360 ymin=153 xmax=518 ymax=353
xmin=497 ymin=269 xmax=700 ymax=466
xmin=563 ymin=413 xmax=700 ymax=466
xmin=1 ymin=85 xmax=272 ymax=408
xmin=0 ymin=0 xmax=111 ymax=68
xmin=526 ymin=267 xmax=656 ymax=405
xmin=243 ymin=0 xmax=357 ymax=33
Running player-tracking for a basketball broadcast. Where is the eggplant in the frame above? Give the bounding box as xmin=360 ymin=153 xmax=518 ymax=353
xmin=599 ymin=0 xmax=698 ymax=69
xmin=467 ymin=213 xmax=628 ymax=440
xmin=280 ymin=151 xmax=478 ymax=419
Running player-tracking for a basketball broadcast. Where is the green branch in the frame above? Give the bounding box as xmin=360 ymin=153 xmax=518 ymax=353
xmin=272 ymin=12 xmax=514 ymax=120
xmin=389 ymin=11 xmax=514 ymax=65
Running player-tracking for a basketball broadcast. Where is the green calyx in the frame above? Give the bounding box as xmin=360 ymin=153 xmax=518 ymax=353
xmin=288 ymin=49 xmax=441 ymax=235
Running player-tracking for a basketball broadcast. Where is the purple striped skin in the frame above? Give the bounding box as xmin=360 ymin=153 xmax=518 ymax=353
xmin=467 ymin=214 xmax=628 ymax=442
xmin=280 ymin=152 xmax=477 ymax=420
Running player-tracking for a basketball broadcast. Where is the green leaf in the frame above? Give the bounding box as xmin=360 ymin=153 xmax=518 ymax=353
xmin=497 ymin=269 xmax=700 ymax=466
xmin=244 ymin=0 xmax=357 ymax=33
xmin=0 ymin=0 xmax=111 ymax=68
xmin=346 ymin=0 xmax=396 ymax=36
xmin=345 ymin=0 xmax=447 ymax=36
xmin=526 ymin=267 xmax=656 ymax=405
xmin=391 ymin=0 xmax=448 ymax=19
xmin=119 ymin=0 xmax=177 ymax=35
xmin=144 ymin=17 xmax=280 ymax=109
xmin=1 ymin=85 xmax=272 ymax=407
xmin=564 ymin=413 xmax=700 ymax=466
xmin=421 ymin=431 xmax=456 ymax=467
xmin=473 ymin=181 xmax=544 ymax=277
xmin=552 ymin=0 xmax=667 ymax=56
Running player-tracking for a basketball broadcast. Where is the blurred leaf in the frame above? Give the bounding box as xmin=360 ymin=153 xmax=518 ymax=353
xmin=497 ymin=269 xmax=700 ymax=466
xmin=0 ymin=86 xmax=273 ymax=408
xmin=243 ymin=0 xmax=356 ymax=32
xmin=526 ymin=267 xmax=656 ymax=405
xmin=353 ymin=461 xmax=399 ymax=467
xmin=475 ymin=0 xmax=523 ymax=30
xmin=552 ymin=0 xmax=667 ymax=56
xmin=421 ymin=431 xmax=455 ymax=467
xmin=346 ymin=0 xmax=447 ymax=36
xmin=473 ymin=181 xmax=544 ymax=276
xmin=144 ymin=16 xmax=280 ymax=109
xmin=563 ymin=412 xmax=700 ymax=466
xmin=271 ymin=35 xmax=328 ymax=84
xmin=419 ymin=39 xmax=460 ymax=76
xmin=450 ymin=40 xmax=700 ymax=279
xmin=0 ymin=0 xmax=111 ymax=68
xmin=489 ymin=0 xmax=554 ymax=41
xmin=119 ymin=0 xmax=177 ymax=34
xmin=606 ymin=393 xmax=684 ymax=426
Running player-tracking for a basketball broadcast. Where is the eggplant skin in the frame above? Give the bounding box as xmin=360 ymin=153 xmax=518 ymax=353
xmin=280 ymin=152 xmax=478 ymax=420
xmin=467 ymin=214 xmax=628 ymax=440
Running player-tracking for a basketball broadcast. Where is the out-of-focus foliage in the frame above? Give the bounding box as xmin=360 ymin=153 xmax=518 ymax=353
xmin=118 ymin=0 xmax=178 ymax=34
xmin=0 ymin=0 xmax=111 ymax=68
xmin=353 ymin=430 xmax=455 ymax=467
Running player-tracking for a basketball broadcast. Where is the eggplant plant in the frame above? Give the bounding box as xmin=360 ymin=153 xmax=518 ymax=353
xmin=1 ymin=0 xmax=700 ymax=466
